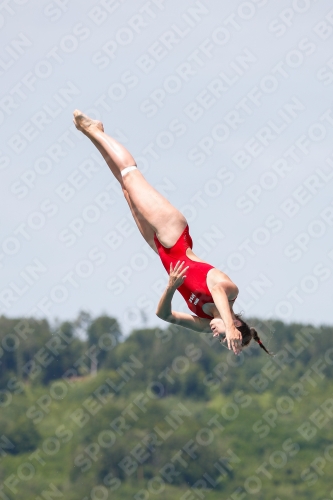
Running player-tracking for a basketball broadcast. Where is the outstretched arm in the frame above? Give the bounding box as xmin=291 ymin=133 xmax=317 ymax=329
xmin=156 ymin=261 xmax=210 ymax=333
xmin=210 ymin=282 xmax=242 ymax=355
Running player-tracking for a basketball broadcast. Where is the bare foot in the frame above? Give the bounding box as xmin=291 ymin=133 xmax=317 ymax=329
xmin=73 ymin=110 xmax=104 ymax=136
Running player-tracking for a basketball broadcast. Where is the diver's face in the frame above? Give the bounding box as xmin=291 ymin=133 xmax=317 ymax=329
xmin=210 ymin=318 xmax=225 ymax=336
xmin=210 ymin=317 xmax=243 ymax=337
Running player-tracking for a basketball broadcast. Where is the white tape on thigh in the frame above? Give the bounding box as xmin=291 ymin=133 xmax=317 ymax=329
xmin=121 ymin=166 xmax=137 ymax=177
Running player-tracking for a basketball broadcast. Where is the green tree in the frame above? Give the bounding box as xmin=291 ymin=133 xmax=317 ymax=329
xmin=87 ymin=315 xmax=122 ymax=374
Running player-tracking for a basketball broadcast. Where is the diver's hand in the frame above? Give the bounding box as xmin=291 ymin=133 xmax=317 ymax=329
xmin=168 ymin=261 xmax=189 ymax=289
xmin=225 ymin=326 xmax=242 ymax=355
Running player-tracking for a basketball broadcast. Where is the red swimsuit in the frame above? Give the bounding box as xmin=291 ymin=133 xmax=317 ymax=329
xmin=154 ymin=225 xmax=215 ymax=320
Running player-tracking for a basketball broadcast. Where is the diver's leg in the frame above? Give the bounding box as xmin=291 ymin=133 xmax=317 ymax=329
xmin=122 ymin=188 xmax=158 ymax=253
xmin=73 ymin=110 xmax=187 ymax=247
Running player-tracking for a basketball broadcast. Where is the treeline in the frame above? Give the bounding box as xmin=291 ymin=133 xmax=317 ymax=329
xmin=1 ymin=312 xmax=332 ymax=393
xmin=0 ymin=312 xmax=122 ymax=388
xmin=0 ymin=314 xmax=332 ymax=500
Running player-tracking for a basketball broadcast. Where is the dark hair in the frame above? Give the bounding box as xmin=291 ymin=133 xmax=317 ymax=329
xmin=235 ymin=315 xmax=272 ymax=356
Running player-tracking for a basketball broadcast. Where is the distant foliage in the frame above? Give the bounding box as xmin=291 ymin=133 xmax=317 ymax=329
xmin=0 ymin=400 xmax=41 ymax=454
xmin=0 ymin=314 xmax=332 ymax=499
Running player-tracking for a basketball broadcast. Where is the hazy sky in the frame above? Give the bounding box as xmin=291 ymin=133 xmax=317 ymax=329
xmin=1 ymin=0 xmax=333 ymax=333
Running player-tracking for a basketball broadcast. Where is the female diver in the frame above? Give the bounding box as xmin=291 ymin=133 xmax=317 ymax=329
xmin=73 ymin=110 xmax=270 ymax=356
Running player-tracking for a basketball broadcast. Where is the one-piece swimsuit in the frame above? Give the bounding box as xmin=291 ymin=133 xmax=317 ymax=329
xmin=154 ymin=225 xmax=216 ymax=320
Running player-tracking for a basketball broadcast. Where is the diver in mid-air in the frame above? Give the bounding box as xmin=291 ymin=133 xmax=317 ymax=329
xmin=73 ymin=110 xmax=270 ymax=356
